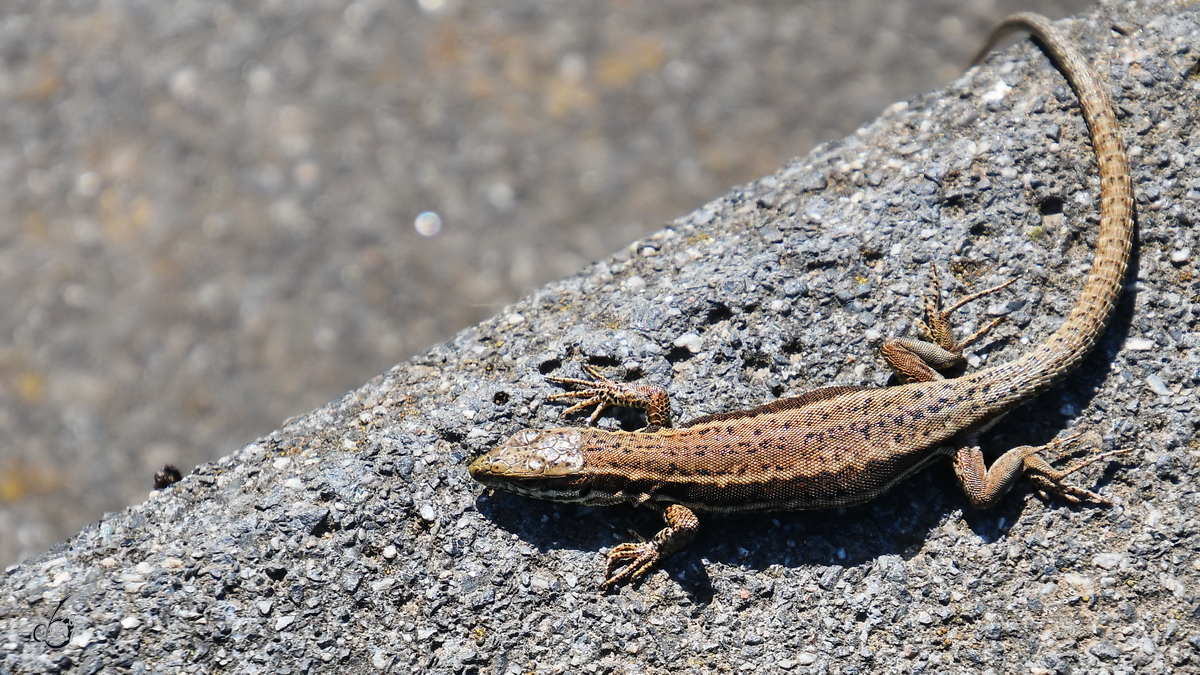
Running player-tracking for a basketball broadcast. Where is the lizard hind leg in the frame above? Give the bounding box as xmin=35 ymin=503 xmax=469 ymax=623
xmin=880 ymin=263 xmax=1016 ymax=383
xmin=952 ymin=433 xmax=1130 ymax=509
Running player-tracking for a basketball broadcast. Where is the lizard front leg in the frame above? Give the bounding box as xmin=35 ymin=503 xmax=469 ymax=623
xmin=603 ymin=503 xmax=699 ymax=588
xmin=546 ymin=364 xmax=673 ymax=428
xmin=881 ymin=263 xmax=1015 ymax=383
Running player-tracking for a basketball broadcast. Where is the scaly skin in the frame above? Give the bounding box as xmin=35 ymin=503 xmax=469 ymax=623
xmin=470 ymin=13 xmax=1135 ymax=588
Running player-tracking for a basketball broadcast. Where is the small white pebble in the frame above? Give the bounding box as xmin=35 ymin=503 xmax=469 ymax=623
xmin=275 ymin=615 xmax=296 ymax=631
xmin=1145 ymin=373 xmax=1172 ymax=397
xmin=420 ymin=504 xmax=437 ymax=522
xmin=284 ymin=478 xmax=303 ymax=489
xmin=69 ymin=629 xmax=94 ymax=649
xmin=383 ymin=545 xmax=397 ymax=559
xmin=981 ymin=79 xmax=1011 ymax=103
xmin=121 ymin=616 xmax=141 ymax=630
xmin=1125 ymin=337 xmax=1154 ymax=351
xmin=673 ymin=332 xmax=704 ymax=353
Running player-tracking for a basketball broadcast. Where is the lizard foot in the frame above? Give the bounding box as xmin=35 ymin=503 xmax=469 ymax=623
xmin=917 ymin=262 xmax=1017 ymax=354
xmin=546 ymin=364 xmax=672 ymax=427
xmin=603 ymin=541 xmax=663 ymax=588
xmin=1024 ymin=434 xmax=1133 ymax=505
xmin=602 ymin=504 xmax=699 ymax=587
xmin=882 ymin=264 xmax=1016 ymax=383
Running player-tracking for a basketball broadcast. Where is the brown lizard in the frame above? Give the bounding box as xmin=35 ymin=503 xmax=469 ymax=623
xmin=469 ymin=13 xmax=1135 ymax=587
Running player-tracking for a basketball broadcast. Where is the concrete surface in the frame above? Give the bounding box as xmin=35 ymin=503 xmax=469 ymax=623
xmin=2 ymin=1 xmax=1198 ymax=673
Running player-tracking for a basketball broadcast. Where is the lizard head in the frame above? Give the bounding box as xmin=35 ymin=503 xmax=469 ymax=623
xmin=468 ymin=428 xmax=592 ymax=502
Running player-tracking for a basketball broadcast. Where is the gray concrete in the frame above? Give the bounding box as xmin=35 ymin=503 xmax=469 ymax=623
xmin=3 ymin=1 xmax=1198 ymax=673
xmin=0 ymin=0 xmax=1090 ymax=567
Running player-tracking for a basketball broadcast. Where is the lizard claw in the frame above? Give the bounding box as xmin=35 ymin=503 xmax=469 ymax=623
xmin=546 ymin=365 xmax=630 ymax=425
xmin=603 ymin=542 xmax=662 ymax=588
xmin=1026 ymin=435 xmax=1133 ymax=506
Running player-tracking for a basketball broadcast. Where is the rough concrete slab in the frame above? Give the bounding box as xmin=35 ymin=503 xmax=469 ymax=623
xmin=2 ymin=2 xmax=1199 ymax=673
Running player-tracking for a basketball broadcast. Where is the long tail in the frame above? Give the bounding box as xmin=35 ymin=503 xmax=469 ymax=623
xmin=973 ymin=13 xmax=1134 ymax=404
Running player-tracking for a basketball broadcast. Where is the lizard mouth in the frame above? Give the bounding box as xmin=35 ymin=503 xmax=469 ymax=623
xmin=471 ymin=467 xmax=597 ymax=503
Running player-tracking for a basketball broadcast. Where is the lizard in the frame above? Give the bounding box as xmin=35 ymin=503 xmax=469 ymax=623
xmin=469 ymin=13 xmax=1135 ymax=588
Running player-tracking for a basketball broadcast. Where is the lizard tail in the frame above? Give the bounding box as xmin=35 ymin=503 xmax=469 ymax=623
xmin=977 ymin=13 xmax=1134 ymax=402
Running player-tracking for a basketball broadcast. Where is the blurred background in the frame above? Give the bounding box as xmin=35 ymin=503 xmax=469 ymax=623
xmin=0 ymin=0 xmax=1088 ymax=566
